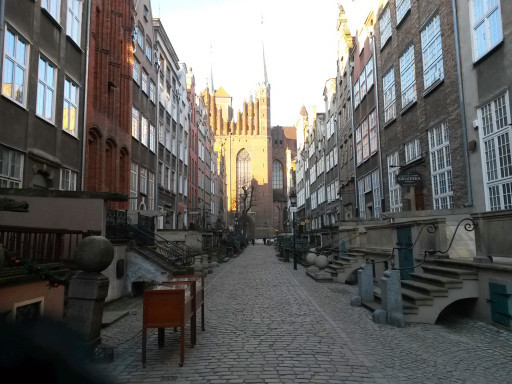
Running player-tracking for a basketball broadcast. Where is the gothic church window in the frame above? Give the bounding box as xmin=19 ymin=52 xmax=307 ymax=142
xmin=236 ymin=149 xmax=252 ymax=209
xmin=273 ymin=160 xmax=283 ymax=190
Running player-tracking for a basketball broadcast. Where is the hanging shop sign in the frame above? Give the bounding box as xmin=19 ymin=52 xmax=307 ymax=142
xmin=396 ymin=173 xmax=422 ymax=186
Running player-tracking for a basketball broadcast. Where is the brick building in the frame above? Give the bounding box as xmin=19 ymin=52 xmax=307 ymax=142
xmin=374 ymin=0 xmax=467 ymax=213
xmin=84 ymin=0 xmax=133 ymax=208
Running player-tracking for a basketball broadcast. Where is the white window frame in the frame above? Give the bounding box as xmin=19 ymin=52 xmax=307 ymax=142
xmin=130 ymin=162 xmax=138 ymax=210
xmin=66 ymin=0 xmax=82 ymax=45
xmin=2 ymin=27 xmax=29 ymax=106
xmin=149 ymin=124 xmax=156 ymax=153
xmin=141 ymin=69 xmax=148 ymax=94
xmin=37 ymin=55 xmax=57 ymax=122
xmin=356 ymin=125 xmax=362 ymax=165
xmin=141 ymin=115 xmax=148 ymax=147
xmin=60 ymin=168 xmax=77 ymax=191
xmin=362 ymin=118 xmax=369 ymax=161
xmin=140 ymin=167 xmax=147 ymax=195
xmin=132 ymin=107 xmax=140 ymax=140
xmin=133 ymin=58 xmax=140 ymax=84
xmin=470 ymin=0 xmax=503 ymax=61
xmin=145 ymin=38 xmax=152 ymax=61
xmin=42 ymin=0 xmax=60 ymax=21
xmin=372 ymin=170 xmax=381 ymax=219
xmin=0 ymin=146 xmax=23 ymax=188
xmin=358 ymin=177 xmax=366 ymax=220
xmin=148 ymin=171 xmax=155 ymax=210
xmin=429 ymin=122 xmax=453 ymax=210
xmin=380 ymin=7 xmax=392 ymax=48
xmin=360 ymin=66 xmax=366 ymax=98
xmin=478 ymin=91 xmax=512 ymax=211
xmin=383 ymin=68 xmax=396 ymax=123
xmin=421 ymin=15 xmax=444 ymax=90
xmin=387 ymin=152 xmax=402 ymax=212
xmin=369 ymin=109 xmax=378 ymax=155
xmin=400 ymin=45 xmax=417 ymax=109
xmin=396 ymin=0 xmax=411 ymax=25
xmin=137 ymin=24 xmax=144 ymax=50
xmin=63 ymin=78 xmax=79 ymax=136
xmin=366 ymin=57 xmax=374 ymax=90
xmin=149 ymin=80 xmax=156 ymax=103
xmin=405 ymin=138 xmax=421 ymax=163
xmin=354 ymin=79 xmax=360 ymax=108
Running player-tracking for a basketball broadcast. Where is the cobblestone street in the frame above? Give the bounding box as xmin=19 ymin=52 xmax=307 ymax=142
xmin=95 ymin=244 xmax=512 ymax=383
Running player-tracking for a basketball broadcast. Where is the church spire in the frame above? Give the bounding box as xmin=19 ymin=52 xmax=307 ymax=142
xmin=260 ymin=16 xmax=269 ymax=88
xmin=208 ymin=42 xmax=215 ymax=93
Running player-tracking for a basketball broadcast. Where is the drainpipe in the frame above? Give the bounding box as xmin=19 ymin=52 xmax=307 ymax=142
xmin=0 ymin=0 xmax=5 ymax=77
xmin=154 ymin=44 xmax=160 ymax=216
xmin=349 ymin=59 xmax=358 ymax=216
xmin=370 ymin=33 xmax=385 ymax=215
xmin=451 ymin=0 xmax=473 ymax=207
xmin=80 ymin=0 xmax=92 ymax=190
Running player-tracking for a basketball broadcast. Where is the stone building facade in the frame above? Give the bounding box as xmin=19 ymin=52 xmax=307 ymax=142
xmin=84 ymin=0 xmax=133 ymax=209
xmin=1 ymin=0 xmax=89 ymax=191
xmin=374 ymin=0 xmax=467 ymax=213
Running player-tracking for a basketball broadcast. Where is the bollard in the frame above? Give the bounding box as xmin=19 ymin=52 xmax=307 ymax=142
xmin=65 ymin=236 xmax=114 ymax=361
xmin=380 ymin=269 xmax=405 ymax=327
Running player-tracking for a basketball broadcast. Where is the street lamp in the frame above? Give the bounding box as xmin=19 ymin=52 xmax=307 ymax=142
xmin=289 ymin=190 xmax=297 ymax=270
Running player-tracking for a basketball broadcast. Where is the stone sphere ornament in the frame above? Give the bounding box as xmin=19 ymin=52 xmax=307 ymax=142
xmin=74 ymin=236 xmax=114 ymax=273
xmin=306 ymin=252 xmax=317 ymax=266
xmin=315 ymin=255 xmax=329 ymax=269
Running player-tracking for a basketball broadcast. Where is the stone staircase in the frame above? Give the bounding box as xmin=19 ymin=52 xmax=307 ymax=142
xmin=362 ymin=261 xmax=479 ymax=324
xmin=324 ymin=248 xmax=384 ymax=283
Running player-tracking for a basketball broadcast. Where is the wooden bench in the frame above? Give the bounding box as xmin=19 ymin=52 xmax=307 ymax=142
xmin=142 ymin=282 xmax=196 ymax=367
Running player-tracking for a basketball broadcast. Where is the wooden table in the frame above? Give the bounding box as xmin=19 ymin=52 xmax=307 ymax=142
xmin=142 ymin=283 xmax=195 ymax=367
xmin=165 ymin=275 xmax=205 ymax=333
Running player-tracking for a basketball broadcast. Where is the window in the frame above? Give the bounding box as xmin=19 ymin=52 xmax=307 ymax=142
xmin=141 ymin=69 xmax=148 ymax=94
xmin=149 ymin=124 xmax=156 ymax=152
xmin=380 ymin=7 xmax=392 ymax=48
xmin=236 ymin=149 xmax=252 ymax=209
xmin=149 ymin=80 xmax=156 ymax=103
xmin=400 ymin=45 xmax=416 ymax=108
xmin=387 ymin=152 xmax=402 ymax=212
xmin=405 ymin=139 xmax=421 ymax=163
xmin=396 ymin=0 xmax=411 ymax=25
xmin=130 ymin=162 xmax=138 ymax=210
xmin=360 ymin=67 xmax=366 ymax=98
xmin=0 ymin=146 xmax=23 ymax=188
xmin=42 ymin=0 xmax=59 ymax=20
xmin=145 ymin=38 xmax=152 ymax=61
xmin=137 ymin=24 xmax=144 ymax=49
xmin=67 ymin=0 xmax=81 ymax=45
xmin=140 ymin=167 xmax=147 ymax=195
xmin=37 ymin=56 xmax=56 ymax=122
xmin=60 ymin=168 xmax=77 ymax=191
xmin=133 ymin=58 xmax=140 ymax=84
xmin=354 ymin=79 xmax=360 ymax=108
xmin=383 ymin=68 xmax=396 ymax=123
xmin=369 ymin=110 xmax=377 ymax=154
xmin=429 ymin=122 xmax=453 ymax=210
xmin=132 ymin=107 xmax=140 ymax=139
xmin=356 ymin=125 xmax=362 ymax=165
xmin=479 ymin=92 xmax=512 ymax=211
xmin=141 ymin=116 xmax=148 ymax=147
xmin=63 ymin=78 xmax=78 ymax=135
xmin=372 ymin=170 xmax=381 ymax=219
xmin=366 ymin=57 xmax=374 ymax=90
xmin=148 ymin=171 xmax=155 ymax=210
xmin=421 ymin=15 xmax=444 ymax=90
xmin=2 ymin=28 xmax=28 ymax=105
xmin=471 ymin=0 xmax=503 ymax=61
xmin=362 ymin=118 xmax=369 ymax=161
xmin=358 ymin=178 xmax=366 ymax=219
xmin=272 ymin=161 xmax=284 ymax=190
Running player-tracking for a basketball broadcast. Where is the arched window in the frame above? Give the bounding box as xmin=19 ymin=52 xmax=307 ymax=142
xmin=272 ymin=160 xmax=283 ymax=190
xmin=236 ymin=149 xmax=251 ymax=211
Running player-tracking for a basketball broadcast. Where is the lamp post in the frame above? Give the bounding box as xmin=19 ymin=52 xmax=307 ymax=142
xmin=289 ymin=190 xmax=297 ymax=270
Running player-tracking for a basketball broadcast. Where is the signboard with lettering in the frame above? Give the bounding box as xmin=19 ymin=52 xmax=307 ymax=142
xmin=396 ymin=173 xmax=422 ymax=186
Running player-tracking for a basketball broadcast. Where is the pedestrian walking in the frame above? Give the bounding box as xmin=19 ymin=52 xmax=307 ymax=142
xmin=263 ymin=237 xmax=266 ymax=245
xmin=252 ymin=238 xmax=255 ymax=246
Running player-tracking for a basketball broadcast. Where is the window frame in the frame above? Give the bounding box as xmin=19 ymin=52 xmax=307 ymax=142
xmin=470 ymin=0 xmax=503 ymax=62
xmin=380 ymin=7 xmax=392 ymax=49
xmin=383 ymin=67 xmax=396 ymax=123
xmin=421 ymin=14 xmax=444 ymax=90
xmin=132 ymin=106 xmax=140 ymax=140
xmin=2 ymin=27 xmax=29 ymax=106
xmin=36 ymin=54 xmax=57 ymax=123
xmin=400 ymin=45 xmax=417 ymax=109
xmin=429 ymin=122 xmax=453 ymax=210
xmin=42 ymin=0 xmax=60 ymax=21
xmin=63 ymin=77 xmax=79 ymax=136
xmin=66 ymin=0 xmax=82 ymax=45
xmin=60 ymin=168 xmax=77 ymax=191
xmin=0 ymin=145 xmax=24 ymax=188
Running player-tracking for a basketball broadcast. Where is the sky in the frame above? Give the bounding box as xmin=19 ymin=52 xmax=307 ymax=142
xmin=150 ymin=0 xmax=359 ymax=127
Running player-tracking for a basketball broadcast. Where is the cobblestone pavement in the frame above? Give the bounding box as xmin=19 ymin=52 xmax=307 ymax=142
xmin=93 ymin=244 xmax=512 ymax=383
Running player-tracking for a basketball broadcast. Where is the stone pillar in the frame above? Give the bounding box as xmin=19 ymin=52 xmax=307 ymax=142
xmin=379 ymin=269 xmax=405 ymax=327
xmin=65 ymin=236 xmax=114 ymax=359
xmin=358 ymin=264 xmax=374 ymax=302
xmin=193 ymin=255 xmax=203 ymax=275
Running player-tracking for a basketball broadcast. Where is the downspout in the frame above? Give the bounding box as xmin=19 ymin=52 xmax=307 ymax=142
xmin=370 ymin=33 xmax=385 ymax=214
xmin=81 ymin=0 xmax=92 ymax=189
xmin=451 ymin=0 xmax=473 ymax=207
xmin=350 ymin=60 xmax=358 ymax=215
xmin=0 ymin=0 xmax=5 ymax=77
xmin=154 ymin=44 xmax=160 ymax=216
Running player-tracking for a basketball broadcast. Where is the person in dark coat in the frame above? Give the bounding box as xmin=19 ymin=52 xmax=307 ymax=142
xmin=252 ymin=238 xmax=255 ymax=246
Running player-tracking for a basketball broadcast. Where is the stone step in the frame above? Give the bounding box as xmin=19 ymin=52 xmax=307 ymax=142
xmin=373 ymin=288 xmax=419 ymax=314
xmin=409 ymin=272 xmax=463 ymax=289
xmin=340 ymin=256 xmax=360 ymax=264
xmin=421 ymin=265 xmax=478 ymax=280
xmin=401 ymin=279 xmax=449 ymax=297
xmin=400 ymin=287 xmax=434 ymax=306
xmin=346 ymin=251 xmax=365 ymax=258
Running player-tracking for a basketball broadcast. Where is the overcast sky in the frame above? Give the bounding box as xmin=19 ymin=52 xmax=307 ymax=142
xmin=150 ymin=0 xmax=359 ymax=127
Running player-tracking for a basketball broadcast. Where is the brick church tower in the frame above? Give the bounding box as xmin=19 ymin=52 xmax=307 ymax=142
xmin=205 ymin=49 xmax=273 ymax=239
xmin=84 ymin=0 xmax=133 ymax=208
